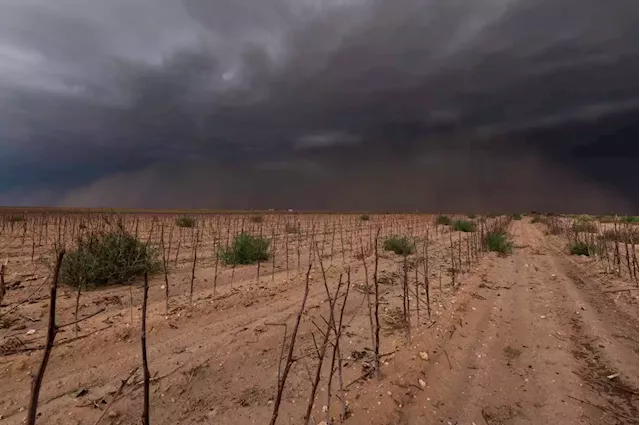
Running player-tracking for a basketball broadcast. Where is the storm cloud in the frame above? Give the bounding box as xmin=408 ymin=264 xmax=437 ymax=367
xmin=0 ymin=0 xmax=637 ymax=212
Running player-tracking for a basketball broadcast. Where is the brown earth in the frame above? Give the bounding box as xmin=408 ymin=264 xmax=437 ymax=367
xmin=0 ymin=216 xmax=637 ymax=425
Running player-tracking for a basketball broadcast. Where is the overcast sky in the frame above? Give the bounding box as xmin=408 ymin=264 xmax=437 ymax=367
xmin=0 ymin=0 xmax=637 ymax=212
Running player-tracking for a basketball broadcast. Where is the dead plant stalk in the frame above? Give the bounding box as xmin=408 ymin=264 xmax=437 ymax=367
xmin=26 ymin=250 xmax=65 ymax=425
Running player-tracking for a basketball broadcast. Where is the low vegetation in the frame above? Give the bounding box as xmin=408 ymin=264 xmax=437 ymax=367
xmin=383 ymin=236 xmax=415 ymax=256
xmin=436 ymin=215 xmax=452 ymax=226
xmin=250 ymin=215 xmax=265 ymax=223
xmin=59 ymin=229 xmax=161 ymax=288
xmin=512 ymin=213 xmax=523 ymax=220
xmin=569 ymin=242 xmax=592 ymax=256
xmin=483 ymin=231 xmax=513 ymax=255
xmin=219 ymin=232 xmax=270 ymax=265
xmin=452 ymin=219 xmax=476 ymax=232
xmin=571 ymin=219 xmax=598 ymax=233
xmin=621 ymin=216 xmax=639 ymax=224
xmin=360 ymin=214 xmax=371 ymax=221
xmin=175 ymin=215 xmax=196 ymax=228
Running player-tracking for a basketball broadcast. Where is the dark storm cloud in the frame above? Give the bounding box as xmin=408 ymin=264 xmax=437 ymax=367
xmin=0 ymin=0 xmax=637 ymax=212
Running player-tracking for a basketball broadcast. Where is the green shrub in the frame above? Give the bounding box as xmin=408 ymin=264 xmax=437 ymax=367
xmin=436 ymin=215 xmax=452 ymax=226
xmin=569 ymin=242 xmax=591 ymax=256
xmin=512 ymin=213 xmax=523 ymax=220
xmin=59 ymin=230 xmax=161 ymax=288
xmin=621 ymin=216 xmax=639 ymax=224
xmin=383 ymin=236 xmax=415 ymax=256
xmin=250 ymin=215 xmax=265 ymax=223
xmin=360 ymin=214 xmax=371 ymax=221
xmin=176 ymin=215 xmax=196 ymax=228
xmin=220 ymin=232 xmax=270 ymax=265
xmin=530 ymin=216 xmax=544 ymax=224
xmin=452 ymin=219 xmax=476 ymax=232
xmin=467 ymin=214 xmax=477 ymax=219
xmin=483 ymin=232 xmax=513 ymax=255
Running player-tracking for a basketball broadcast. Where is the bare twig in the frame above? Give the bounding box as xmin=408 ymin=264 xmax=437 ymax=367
xmin=265 ymin=322 xmax=288 ymax=386
xmin=269 ymin=264 xmax=312 ymax=425
xmin=402 ymin=255 xmax=411 ymax=344
xmin=73 ymin=281 xmax=83 ymax=337
xmin=160 ymin=222 xmax=172 ymax=314
xmin=359 ymin=243 xmax=376 ymax=350
xmin=328 ymin=269 xmax=352 ymax=423
xmin=93 ymin=367 xmax=139 ymax=425
xmin=373 ymin=227 xmax=381 ymax=379
xmin=0 ymin=260 xmax=6 ymax=307
xmin=141 ymin=272 xmax=150 ymax=425
xmin=59 ymin=307 xmax=106 ymax=328
xmin=189 ymin=228 xmax=200 ymax=305
xmin=0 ymin=274 xmax=51 ymax=320
xmin=303 ymin=254 xmax=342 ymax=425
xmin=603 ymin=287 xmax=638 ymax=293
xmin=26 ymin=250 xmax=64 ymax=425
xmin=566 ymin=394 xmax=634 ymax=421
xmin=443 ymin=349 xmax=452 ymax=369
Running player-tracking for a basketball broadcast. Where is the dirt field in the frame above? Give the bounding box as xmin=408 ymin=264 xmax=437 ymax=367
xmin=0 ymin=213 xmax=638 ymax=425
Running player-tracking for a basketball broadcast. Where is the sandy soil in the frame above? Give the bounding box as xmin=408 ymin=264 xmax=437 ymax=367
xmin=0 ymin=216 xmax=637 ymax=425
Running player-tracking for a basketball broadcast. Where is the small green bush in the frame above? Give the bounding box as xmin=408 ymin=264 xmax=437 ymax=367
xmin=569 ymin=242 xmax=591 ymax=256
xmin=383 ymin=236 xmax=415 ymax=256
xmin=621 ymin=216 xmax=639 ymax=224
xmin=220 ymin=232 xmax=270 ymax=265
xmin=250 ymin=215 xmax=265 ymax=223
xmin=452 ymin=219 xmax=476 ymax=232
xmin=59 ymin=230 xmax=161 ymax=288
xmin=7 ymin=215 xmax=24 ymax=223
xmin=436 ymin=215 xmax=452 ymax=226
xmin=467 ymin=214 xmax=477 ymax=219
xmin=176 ymin=216 xmax=196 ymax=228
xmin=512 ymin=213 xmax=523 ymax=220
xmin=483 ymin=232 xmax=513 ymax=255
xmin=530 ymin=216 xmax=544 ymax=224
xmin=360 ymin=214 xmax=371 ymax=221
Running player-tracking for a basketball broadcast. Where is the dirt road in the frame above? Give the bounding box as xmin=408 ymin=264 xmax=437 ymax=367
xmin=360 ymin=220 xmax=638 ymax=425
xmin=0 ymin=219 xmax=637 ymax=425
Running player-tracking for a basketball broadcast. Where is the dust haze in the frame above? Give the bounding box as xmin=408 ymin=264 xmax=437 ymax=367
xmin=0 ymin=0 xmax=637 ymax=212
